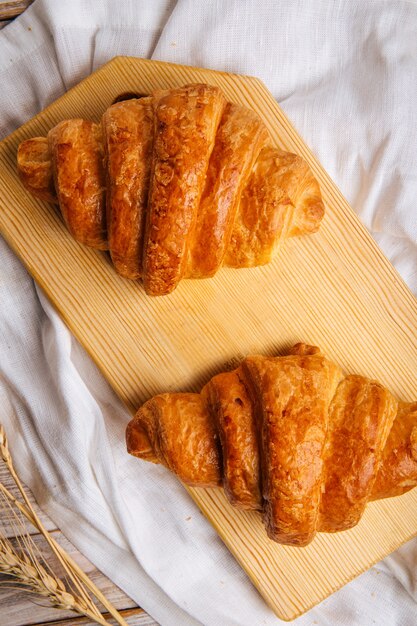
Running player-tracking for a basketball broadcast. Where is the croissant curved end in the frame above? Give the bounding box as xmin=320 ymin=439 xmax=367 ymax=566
xmin=289 ymin=342 xmax=321 ymax=356
xmin=126 ymin=410 xmax=158 ymax=463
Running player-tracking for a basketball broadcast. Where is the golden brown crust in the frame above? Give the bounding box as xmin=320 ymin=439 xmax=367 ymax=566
xmin=226 ymin=148 xmax=324 ymax=268
xmin=127 ymin=393 xmax=222 ymax=487
xmin=319 ymin=376 xmax=397 ymax=532
xmin=17 ymin=137 xmax=56 ymax=203
xmin=125 ymin=403 xmax=159 ymax=464
xmin=127 ymin=343 xmax=417 ymax=546
xmin=187 ymin=103 xmax=269 ymax=277
xmin=142 ymin=84 xmax=226 ymax=295
xmin=225 ymin=147 xmax=295 ymax=267
xmin=18 ymin=83 xmax=326 ymax=292
xmin=102 ymin=98 xmax=154 ymax=279
xmin=243 ymin=352 xmax=343 ymax=546
xmin=277 ymin=150 xmax=325 ymax=237
xmin=371 ymin=401 xmax=417 ymax=500
xmin=49 ymin=119 xmax=107 ymax=250
xmin=204 ymin=368 xmax=261 ymax=510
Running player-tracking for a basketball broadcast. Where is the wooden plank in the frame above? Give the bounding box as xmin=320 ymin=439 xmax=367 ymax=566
xmin=0 ymin=0 xmax=32 ymax=20
xmin=0 ymin=56 xmax=416 ymax=620
xmin=0 ymin=530 xmax=140 ymax=625
xmin=0 ymin=463 xmax=57 ymax=538
xmin=28 ymin=607 xmax=158 ymax=626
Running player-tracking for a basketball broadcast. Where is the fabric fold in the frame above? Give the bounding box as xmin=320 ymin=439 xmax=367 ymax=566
xmin=0 ymin=1 xmax=416 ymax=625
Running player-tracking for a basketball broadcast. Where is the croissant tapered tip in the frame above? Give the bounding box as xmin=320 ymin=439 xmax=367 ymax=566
xmin=289 ymin=343 xmax=321 ymax=356
xmin=126 ymin=413 xmax=158 ymax=463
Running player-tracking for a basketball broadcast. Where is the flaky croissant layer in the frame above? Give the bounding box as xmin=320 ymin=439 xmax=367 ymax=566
xmin=17 ymin=84 xmax=324 ymax=296
xmin=126 ymin=343 xmax=417 ymax=546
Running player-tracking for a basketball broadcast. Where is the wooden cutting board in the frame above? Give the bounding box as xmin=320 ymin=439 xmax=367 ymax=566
xmin=0 ymin=57 xmax=416 ymax=621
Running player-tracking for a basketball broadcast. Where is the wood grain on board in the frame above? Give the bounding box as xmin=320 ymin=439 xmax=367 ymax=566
xmin=0 ymin=57 xmax=416 ymax=621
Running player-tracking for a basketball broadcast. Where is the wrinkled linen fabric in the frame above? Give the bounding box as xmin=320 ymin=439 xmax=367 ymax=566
xmin=1 ymin=1 xmax=416 ymax=625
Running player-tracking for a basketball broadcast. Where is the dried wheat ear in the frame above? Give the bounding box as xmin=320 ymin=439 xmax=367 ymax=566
xmin=0 ymin=425 xmax=129 ymax=626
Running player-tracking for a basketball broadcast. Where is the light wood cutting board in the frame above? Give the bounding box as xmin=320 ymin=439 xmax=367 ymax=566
xmin=0 ymin=57 xmax=416 ymax=621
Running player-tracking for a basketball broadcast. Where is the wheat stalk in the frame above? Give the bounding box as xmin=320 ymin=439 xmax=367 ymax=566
xmin=0 ymin=423 xmax=130 ymax=626
xmin=0 ymin=532 xmax=113 ymax=625
xmin=0 ymin=490 xmax=113 ymax=625
xmin=0 ymin=533 xmax=75 ymax=608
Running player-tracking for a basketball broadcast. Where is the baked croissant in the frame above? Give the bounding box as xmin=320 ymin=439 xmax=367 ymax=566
xmin=126 ymin=343 xmax=417 ymax=546
xmin=17 ymin=84 xmax=324 ymax=295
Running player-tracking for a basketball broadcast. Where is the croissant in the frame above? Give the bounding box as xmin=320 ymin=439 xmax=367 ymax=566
xmin=17 ymin=84 xmax=324 ymax=295
xmin=126 ymin=343 xmax=417 ymax=546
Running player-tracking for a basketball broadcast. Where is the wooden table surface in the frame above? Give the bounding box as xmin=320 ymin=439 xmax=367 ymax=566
xmin=0 ymin=0 xmax=32 ymax=26
xmin=0 ymin=4 xmax=158 ymax=625
xmin=0 ymin=462 xmax=159 ymax=626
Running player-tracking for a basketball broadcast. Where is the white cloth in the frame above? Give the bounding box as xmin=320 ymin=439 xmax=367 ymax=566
xmin=1 ymin=1 xmax=416 ymax=625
